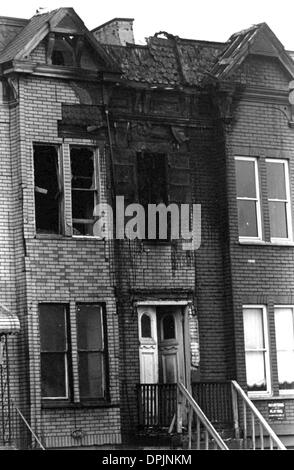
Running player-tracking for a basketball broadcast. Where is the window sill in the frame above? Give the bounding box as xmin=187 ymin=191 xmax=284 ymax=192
xmin=239 ymin=239 xmax=294 ymax=247
xmin=41 ymin=400 xmax=119 ymax=409
xmin=35 ymin=233 xmax=66 ymax=240
xmin=248 ymin=393 xmax=272 ymax=400
xmin=251 ymin=395 xmax=294 ymax=401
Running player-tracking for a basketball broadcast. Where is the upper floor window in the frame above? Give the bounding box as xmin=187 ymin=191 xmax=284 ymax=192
xmin=51 ymin=35 xmax=76 ymax=66
xmin=266 ymin=159 xmax=292 ymax=242
xmin=243 ymin=306 xmax=271 ymax=396
xmin=235 ymin=157 xmax=262 ymax=240
xmin=71 ymin=147 xmax=99 ymax=237
xmin=34 ymin=144 xmax=62 ymax=235
xmin=274 ymin=306 xmax=294 ymax=394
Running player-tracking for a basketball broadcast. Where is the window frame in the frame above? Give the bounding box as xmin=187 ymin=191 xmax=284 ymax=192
xmin=76 ymin=303 xmax=109 ymax=403
xmin=70 ymin=145 xmax=100 ymax=238
xmin=242 ymin=305 xmax=272 ymax=398
xmin=274 ymin=305 xmax=294 ymax=396
xmin=235 ymin=156 xmax=262 ymax=241
xmin=265 ymin=158 xmax=292 ymax=243
xmin=33 ymin=142 xmax=64 ymax=236
xmin=39 ymin=303 xmax=71 ymax=401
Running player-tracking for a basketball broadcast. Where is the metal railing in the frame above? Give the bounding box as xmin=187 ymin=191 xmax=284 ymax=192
xmin=177 ymin=382 xmax=229 ymax=450
xmin=136 ymin=383 xmax=177 ymax=428
xmin=11 ymin=401 xmax=45 ymax=450
xmin=231 ymin=381 xmax=286 ymax=450
xmin=192 ymin=381 xmax=233 ymax=426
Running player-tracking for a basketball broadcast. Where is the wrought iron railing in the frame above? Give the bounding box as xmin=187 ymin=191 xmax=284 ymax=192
xmin=136 ymin=383 xmax=177 ymax=428
xmin=191 ymin=381 xmax=233 ymax=426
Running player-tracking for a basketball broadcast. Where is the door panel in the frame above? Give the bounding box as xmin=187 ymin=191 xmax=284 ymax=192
xmin=138 ymin=307 xmax=158 ymax=384
xmin=158 ymin=307 xmax=185 ymax=384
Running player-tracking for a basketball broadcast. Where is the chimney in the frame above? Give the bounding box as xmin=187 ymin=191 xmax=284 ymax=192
xmin=92 ymin=18 xmax=134 ymax=46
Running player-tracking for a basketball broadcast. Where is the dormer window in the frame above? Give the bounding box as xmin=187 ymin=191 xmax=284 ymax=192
xmin=51 ymin=35 xmax=76 ymax=66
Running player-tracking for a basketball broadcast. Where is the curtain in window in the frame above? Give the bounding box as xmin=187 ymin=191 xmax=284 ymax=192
xmin=243 ymin=308 xmax=267 ymax=391
xmin=275 ymin=308 xmax=294 ymax=390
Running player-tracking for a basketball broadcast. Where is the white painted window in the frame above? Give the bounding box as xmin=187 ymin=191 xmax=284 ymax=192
xmin=235 ymin=157 xmax=262 ymax=240
xmin=274 ymin=306 xmax=294 ymax=394
xmin=266 ymin=159 xmax=292 ymax=242
xmin=70 ymin=146 xmax=99 ymax=237
xmin=243 ymin=306 xmax=271 ymax=396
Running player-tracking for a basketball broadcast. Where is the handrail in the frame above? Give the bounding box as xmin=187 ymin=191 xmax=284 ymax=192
xmin=11 ymin=400 xmax=45 ymax=450
xmin=178 ymin=382 xmax=229 ymax=450
xmin=231 ymin=381 xmax=286 ymax=450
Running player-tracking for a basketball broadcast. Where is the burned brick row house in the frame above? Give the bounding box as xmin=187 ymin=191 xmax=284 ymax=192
xmin=0 ymin=7 xmax=294 ymax=449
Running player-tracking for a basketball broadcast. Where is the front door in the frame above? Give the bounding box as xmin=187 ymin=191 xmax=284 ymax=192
xmin=138 ymin=305 xmax=185 ymax=385
xmin=138 ymin=306 xmax=158 ymax=384
xmin=157 ymin=306 xmax=185 ymax=384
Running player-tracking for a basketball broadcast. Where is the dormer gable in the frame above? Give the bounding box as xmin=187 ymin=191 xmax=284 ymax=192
xmin=0 ymin=7 xmax=121 ymax=75
xmin=212 ymin=23 xmax=294 ymax=82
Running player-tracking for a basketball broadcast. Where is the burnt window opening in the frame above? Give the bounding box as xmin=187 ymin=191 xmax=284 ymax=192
xmin=137 ymin=152 xmax=170 ymax=241
xmin=34 ymin=144 xmax=62 ymax=234
xmin=71 ymin=147 xmax=98 ymax=236
xmin=137 ymin=152 xmax=168 ymax=206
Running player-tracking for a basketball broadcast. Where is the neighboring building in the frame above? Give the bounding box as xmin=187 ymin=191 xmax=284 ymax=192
xmin=0 ymin=7 xmax=293 ymax=449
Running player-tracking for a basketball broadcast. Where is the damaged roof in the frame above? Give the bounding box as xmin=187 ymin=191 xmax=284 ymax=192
xmin=103 ymin=35 xmax=224 ymax=87
xmin=0 ymin=9 xmax=58 ymax=63
xmin=0 ymin=7 xmax=121 ymax=73
xmin=211 ymin=22 xmax=294 ymax=80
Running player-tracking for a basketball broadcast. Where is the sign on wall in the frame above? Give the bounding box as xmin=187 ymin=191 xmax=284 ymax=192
xmin=268 ymin=402 xmax=285 ymax=421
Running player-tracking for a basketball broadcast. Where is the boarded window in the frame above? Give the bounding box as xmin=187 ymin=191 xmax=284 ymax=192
xmin=71 ymin=147 xmax=98 ymax=236
xmin=34 ymin=144 xmax=62 ymax=234
xmin=39 ymin=304 xmax=70 ymax=399
xmin=76 ymin=304 xmax=106 ymax=400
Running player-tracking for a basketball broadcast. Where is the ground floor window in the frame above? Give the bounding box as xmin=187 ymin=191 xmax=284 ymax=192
xmin=39 ymin=304 xmax=70 ymax=399
xmin=77 ymin=304 xmax=106 ymax=400
xmin=274 ymin=306 xmax=294 ymax=393
xmin=242 ymin=306 xmax=271 ymax=396
xmin=39 ymin=303 xmax=108 ymax=402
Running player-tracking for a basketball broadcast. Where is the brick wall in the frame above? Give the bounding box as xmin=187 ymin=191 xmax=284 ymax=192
xmin=225 ymin=55 xmax=294 ymax=439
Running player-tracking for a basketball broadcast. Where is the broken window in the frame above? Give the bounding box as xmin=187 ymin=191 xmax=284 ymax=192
xmin=137 ymin=152 xmax=169 ymax=240
xmin=76 ymin=304 xmax=107 ymax=400
xmin=137 ymin=152 xmax=168 ymax=207
xmin=34 ymin=144 xmax=62 ymax=234
xmin=70 ymin=146 xmax=98 ymax=236
xmin=52 ymin=35 xmax=76 ymax=66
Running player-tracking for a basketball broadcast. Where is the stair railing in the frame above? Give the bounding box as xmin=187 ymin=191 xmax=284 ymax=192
xmin=177 ymin=382 xmax=229 ymax=450
xmin=231 ymin=380 xmax=286 ymax=450
xmin=11 ymin=400 xmax=45 ymax=450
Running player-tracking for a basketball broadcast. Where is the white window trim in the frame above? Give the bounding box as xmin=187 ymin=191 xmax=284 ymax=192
xmin=274 ymin=305 xmax=294 ymax=396
xmin=265 ymin=159 xmax=293 ymax=243
xmin=243 ymin=305 xmax=272 ymax=398
xmin=235 ymin=156 xmax=262 ymax=242
xmin=70 ymin=146 xmax=100 ymax=238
